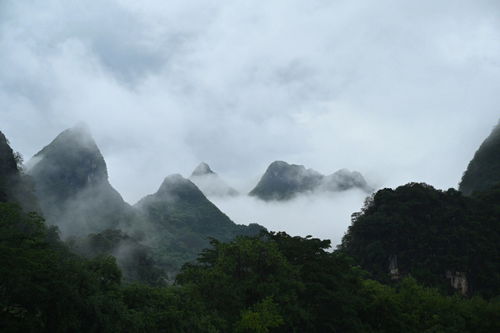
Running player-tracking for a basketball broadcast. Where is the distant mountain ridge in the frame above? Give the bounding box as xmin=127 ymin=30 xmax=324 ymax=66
xmin=189 ymin=162 xmax=239 ymax=197
xmin=459 ymin=121 xmax=500 ymax=195
xmin=249 ymin=160 xmax=372 ymax=201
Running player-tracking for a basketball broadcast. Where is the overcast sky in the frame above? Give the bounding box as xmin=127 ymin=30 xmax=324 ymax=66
xmin=1 ymin=0 xmax=499 ymax=241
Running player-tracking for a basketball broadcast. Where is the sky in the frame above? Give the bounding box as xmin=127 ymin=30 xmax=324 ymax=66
xmin=1 ymin=0 xmax=499 ymax=243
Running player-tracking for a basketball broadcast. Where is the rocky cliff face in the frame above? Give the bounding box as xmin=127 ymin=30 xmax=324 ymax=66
xmin=249 ymin=161 xmax=371 ymax=201
xmin=27 ymin=124 xmax=133 ymax=236
xmin=446 ymin=271 xmax=468 ymax=295
xmin=460 ymin=121 xmax=500 ymax=195
xmin=189 ymin=162 xmax=239 ymax=197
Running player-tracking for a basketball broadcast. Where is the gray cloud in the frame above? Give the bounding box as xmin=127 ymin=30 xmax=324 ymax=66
xmin=1 ymin=0 xmax=499 ymax=240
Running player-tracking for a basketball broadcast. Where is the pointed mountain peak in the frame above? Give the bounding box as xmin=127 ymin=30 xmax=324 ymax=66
xmin=27 ymin=125 xmax=128 ymax=236
xmin=39 ymin=123 xmax=97 ymax=155
xmin=191 ymin=162 xmax=215 ymax=177
xmin=159 ymin=174 xmax=192 ymax=189
xmin=156 ymin=174 xmax=205 ymax=201
xmin=189 ymin=163 xmax=239 ymax=197
xmin=28 ymin=125 xmax=109 ymax=199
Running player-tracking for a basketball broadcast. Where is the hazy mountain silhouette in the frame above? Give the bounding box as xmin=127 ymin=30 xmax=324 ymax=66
xmin=27 ymin=124 xmax=134 ymax=236
xmin=189 ymin=162 xmax=239 ymax=197
xmin=249 ymin=160 xmax=371 ymax=201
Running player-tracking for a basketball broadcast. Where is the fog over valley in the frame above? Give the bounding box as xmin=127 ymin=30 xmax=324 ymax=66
xmin=210 ymin=189 xmax=368 ymax=246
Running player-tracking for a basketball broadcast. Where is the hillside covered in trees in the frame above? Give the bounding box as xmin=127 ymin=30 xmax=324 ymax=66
xmin=0 ymin=122 xmax=499 ymax=332
xmin=340 ymin=183 xmax=500 ymax=298
xmin=25 ymin=125 xmax=263 ymax=278
xmin=1 ymin=203 xmax=499 ymax=332
xmin=460 ymin=121 xmax=500 ymax=195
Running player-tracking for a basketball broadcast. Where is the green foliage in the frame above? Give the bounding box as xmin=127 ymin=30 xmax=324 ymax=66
xmin=176 ymin=236 xmax=300 ymax=331
xmin=136 ymin=175 xmax=264 ymax=275
xmin=68 ymin=229 xmax=167 ymax=286
xmin=340 ymin=182 xmax=500 ymax=298
xmin=0 ymin=206 xmax=497 ymax=332
xmin=2 ymin=127 xmax=499 ymax=332
xmin=0 ymin=203 xmax=133 ymax=332
xmin=235 ymin=297 xmax=284 ymax=333
xmin=359 ymin=277 xmax=500 ymax=333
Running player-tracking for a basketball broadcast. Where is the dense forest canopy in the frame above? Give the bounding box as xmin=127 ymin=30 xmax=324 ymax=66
xmin=1 ymin=204 xmax=499 ymax=332
xmin=340 ymin=182 xmax=500 ymax=299
xmin=0 ymin=121 xmax=499 ymax=332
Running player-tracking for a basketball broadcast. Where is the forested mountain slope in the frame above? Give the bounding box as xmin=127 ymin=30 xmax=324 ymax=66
xmin=340 ymin=183 xmax=500 ymax=298
xmin=0 ymin=128 xmax=499 ymax=332
xmin=460 ymin=121 xmax=500 ymax=195
xmin=135 ymin=174 xmax=263 ymax=273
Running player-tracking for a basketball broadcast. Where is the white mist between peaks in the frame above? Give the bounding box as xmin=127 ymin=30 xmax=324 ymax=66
xmin=210 ymin=189 xmax=369 ymax=248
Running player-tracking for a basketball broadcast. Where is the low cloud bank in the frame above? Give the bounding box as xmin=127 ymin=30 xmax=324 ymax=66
xmin=211 ymin=189 xmax=368 ymax=247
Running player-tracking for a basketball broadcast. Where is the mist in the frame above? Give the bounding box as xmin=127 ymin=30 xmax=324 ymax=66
xmin=1 ymin=0 xmax=499 ymax=243
xmin=210 ymin=189 xmax=368 ymax=247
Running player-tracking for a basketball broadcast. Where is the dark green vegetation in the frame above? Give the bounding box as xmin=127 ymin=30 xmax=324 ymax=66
xmin=249 ymin=160 xmax=371 ymax=201
xmin=340 ymin=183 xmax=500 ymax=299
xmin=135 ymin=174 xmax=262 ymax=274
xmin=68 ymin=229 xmax=166 ymax=286
xmin=340 ymin=120 xmax=500 ymax=300
xmin=1 ymin=121 xmax=499 ymax=332
xmin=1 ymin=208 xmax=498 ymax=332
xmin=460 ymin=121 xmax=500 ymax=195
